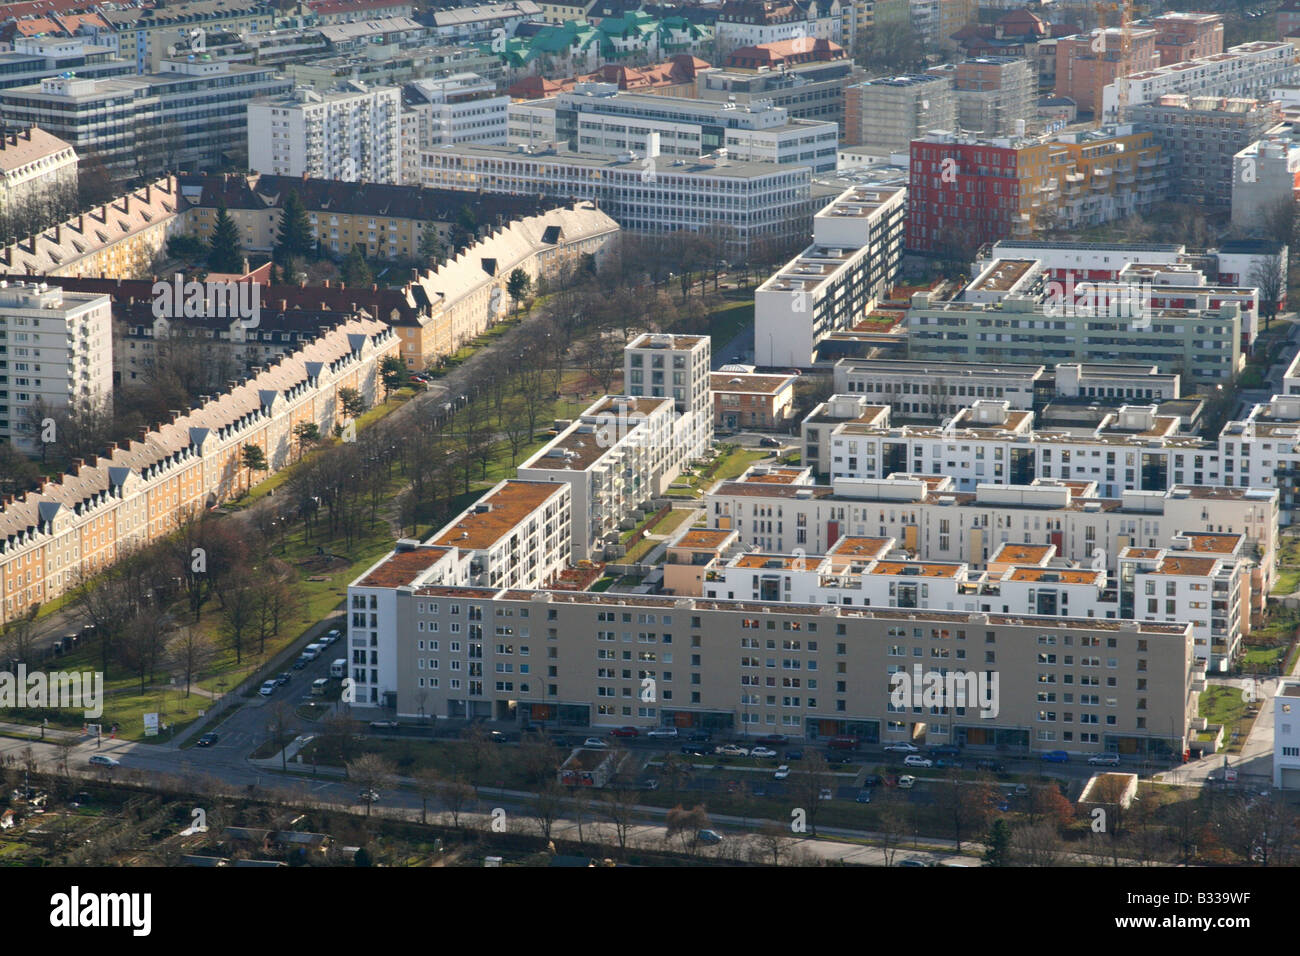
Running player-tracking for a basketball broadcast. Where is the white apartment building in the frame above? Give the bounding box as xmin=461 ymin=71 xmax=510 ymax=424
xmin=508 ymin=84 xmax=840 ymax=173
xmin=755 ymin=181 xmax=907 ymax=366
xmin=0 ymin=127 xmax=77 ymax=212
xmin=517 ymin=395 xmax=680 ymax=562
xmin=420 ymin=143 xmax=821 ymax=259
xmin=1104 ymin=40 xmax=1299 ymax=122
xmin=705 ymin=466 xmax=1277 ymax=589
xmin=691 ymin=530 xmax=1249 ymax=667
xmin=429 ymin=479 xmax=572 ymax=591
xmin=1119 ymin=536 xmax=1249 ymax=670
xmin=623 ymin=333 xmax=713 ymax=468
xmin=248 ymin=83 xmax=402 ymax=184
xmin=1273 ymin=680 xmax=1300 ymax=789
xmin=0 ymin=280 xmax=113 ymax=452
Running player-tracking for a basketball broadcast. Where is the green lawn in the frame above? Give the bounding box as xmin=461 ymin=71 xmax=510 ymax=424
xmin=1199 ymin=684 xmax=1249 ymax=728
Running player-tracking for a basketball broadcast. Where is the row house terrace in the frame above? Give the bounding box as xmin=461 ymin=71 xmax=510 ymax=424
xmin=0 ymin=315 xmax=397 ymax=623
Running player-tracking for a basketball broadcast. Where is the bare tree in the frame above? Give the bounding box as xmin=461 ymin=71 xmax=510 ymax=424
xmin=346 ymin=753 xmax=397 ymax=818
xmin=1249 ymin=253 xmax=1284 ymax=331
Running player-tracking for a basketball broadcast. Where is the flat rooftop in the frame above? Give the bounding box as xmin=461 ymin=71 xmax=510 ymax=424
xmin=1180 ymin=533 xmax=1243 ymax=554
xmin=1005 ymin=567 xmax=1102 ymax=584
xmin=1152 ymin=556 xmax=1220 ymax=576
xmin=355 ymin=546 xmax=452 ymax=588
xmin=673 ymin=528 xmax=735 ymax=550
xmin=991 ymin=543 xmax=1054 ymax=564
xmin=432 ymin=480 xmax=563 ymax=551
xmin=426 ymin=143 xmax=811 ymax=180
xmin=971 ymin=258 xmax=1036 ymax=293
xmin=711 ymin=372 xmax=795 ymax=394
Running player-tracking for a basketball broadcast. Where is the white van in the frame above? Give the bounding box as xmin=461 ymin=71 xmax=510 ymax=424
xmin=302 ymin=643 xmax=325 ymax=661
xmin=310 ymin=677 xmax=330 ymax=696
xmin=330 ymin=658 xmax=346 ymax=678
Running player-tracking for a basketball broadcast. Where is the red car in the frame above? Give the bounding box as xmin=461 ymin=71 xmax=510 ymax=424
xmin=610 ymin=726 xmax=639 ymax=738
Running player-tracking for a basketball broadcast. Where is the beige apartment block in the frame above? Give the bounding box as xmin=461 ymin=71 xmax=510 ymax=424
xmin=353 ymin=581 xmax=1200 ymax=759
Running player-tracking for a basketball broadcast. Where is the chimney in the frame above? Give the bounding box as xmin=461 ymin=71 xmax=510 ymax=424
xmin=137 ymin=427 xmax=149 ymax=442
xmin=323 ymin=279 xmax=330 ymax=288
xmin=279 ymin=298 xmax=287 ymax=310
xmin=86 ymin=454 xmax=97 ymax=468
xmin=77 ymin=214 xmax=84 ymax=232
xmin=70 ymin=458 xmax=83 ymax=475
xmin=53 ymin=224 xmax=60 ymax=244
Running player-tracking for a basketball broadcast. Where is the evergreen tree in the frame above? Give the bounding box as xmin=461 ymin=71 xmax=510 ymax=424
xmin=207 ymin=205 xmax=243 ymax=273
xmin=340 ymin=243 xmax=372 ymax=288
xmin=274 ymin=190 xmax=314 ymax=264
xmin=506 ymin=268 xmax=531 ymax=315
xmin=417 ymin=223 xmax=444 ymax=268
xmin=983 ymin=819 xmax=1012 ymax=867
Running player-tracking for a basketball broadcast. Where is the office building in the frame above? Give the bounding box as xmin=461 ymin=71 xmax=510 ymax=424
xmin=420 ymin=143 xmax=824 ymax=260
xmin=0 ymin=58 xmax=291 ymax=182
xmin=508 ymin=83 xmax=840 ymax=173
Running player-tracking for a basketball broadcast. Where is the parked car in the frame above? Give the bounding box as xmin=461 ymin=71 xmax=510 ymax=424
xmin=783 ymin=749 xmax=804 ymax=761
xmin=551 ymin=736 xmax=571 ymax=749
xmin=897 ymin=858 xmax=928 ymax=867
xmin=862 ymin=774 xmax=883 ymax=787
xmin=488 ymin=730 xmax=508 ymax=744
xmin=582 ymin=738 xmax=609 ymax=749
xmin=759 ymin=437 xmax=781 ymax=448
xmin=855 ymin=789 xmax=873 ymax=804
xmin=275 ymin=672 xmax=291 ymax=686
xmin=88 ymin=755 xmax=120 ymax=768
xmin=1013 ymin=784 xmax=1030 ymax=796
xmin=903 ymin=755 xmax=934 ymax=768
xmin=641 ymin=778 xmax=659 ymax=791
xmin=647 ymin=727 xmax=679 ymax=739
xmin=750 ymin=746 xmax=778 ymax=759
xmin=826 ymin=735 xmax=860 ymax=751
xmin=818 ymin=787 xmax=833 ymax=800
xmin=773 ymin=765 xmax=791 ymax=779
xmin=927 ymin=745 xmax=961 ymax=757
xmin=369 ymin=720 xmax=400 ymax=731
xmin=897 ymin=774 xmax=916 ymax=789
xmin=195 ymin=733 xmax=219 ymax=747
xmin=1040 ymin=750 xmax=1070 ymax=763
xmin=935 ymin=758 xmax=965 ymax=769
xmin=975 ymin=758 xmax=1006 ymax=773
xmin=292 ymin=657 xmax=310 ymax=670
xmin=680 ymin=744 xmax=710 ymax=756
xmin=883 ymin=742 xmax=920 ymax=754
xmin=321 ymin=629 xmax=341 ymax=645
xmin=259 ymin=680 xmax=276 ymax=696
xmin=716 ymin=744 xmax=749 ymax=757
xmin=358 ymin=789 xmax=380 ymax=804
xmin=756 ymin=734 xmax=789 ymax=746
xmin=825 ymin=751 xmax=854 ymax=765
xmin=695 ymin=829 xmax=723 ymax=846
xmin=687 ymin=730 xmax=713 ymax=742
xmin=1088 ymin=753 xmax=1121 ymax=766
xmin=610 ymin=726 xmax=639 ymax=738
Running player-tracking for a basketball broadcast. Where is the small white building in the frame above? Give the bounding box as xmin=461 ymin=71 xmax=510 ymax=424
xmin=1273 ymin=680 xmax=1300 ymax=789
